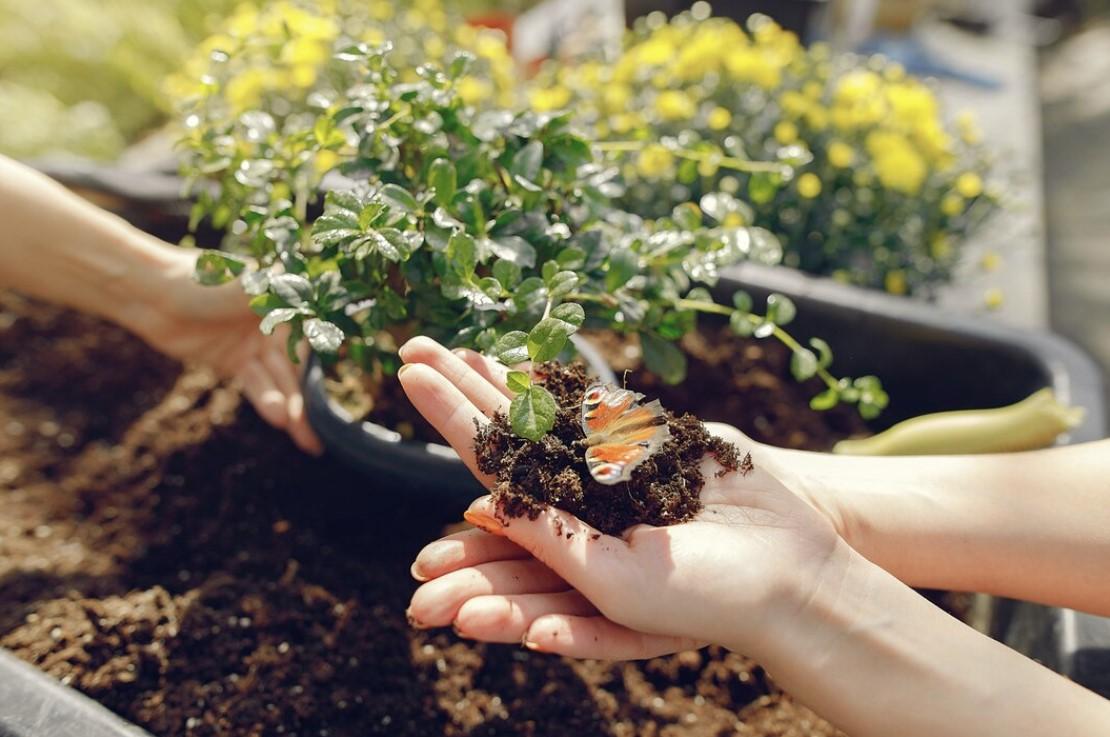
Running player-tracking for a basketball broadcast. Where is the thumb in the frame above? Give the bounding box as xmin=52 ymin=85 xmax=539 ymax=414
xmin=463 ymin=496 xmax=629 ymax=600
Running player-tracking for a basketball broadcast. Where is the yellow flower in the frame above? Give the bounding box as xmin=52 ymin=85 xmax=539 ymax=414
xmin=637 ymin=143 xmax=674 ymax=178
xmin=885 ymin=82 xmax=937 ymax=125
xmin=797 ymin=172 xmax=822 ymax=198
xmin=370 ymin=1 xmax=394 ymax=21
xmin=774 ymin=120 xmax=798 ymax=145
xmin=529 ymin=86 xmax=571 ymax=112
xmin=834 ymin=70 xmax=881 ymax=106
xmin=984 ymin=287 xmax=1004 ymax=310
xmin=980 ymin=250 xmax=1002 ymax=272
xmin=956 ymin=111 xmax=982 ymax=145
xmin=827 ymin=140 xmax=854 ymax=168
xmin=457 ymin=76 xmax=492 ymax=105
xmin=225 ymin=68 xmax=268 ymax=114
xmin=707 ymin=106 xmax=732 ymax=131
xmin=655 ymin=90 xmax=696 ymax=121
xmin=315 ymin=149 xmax=340 ymax=175
xmin=866 ymin=131 xmax=927 ymax=196
xmin=885 ymin=270 xmax=908 ymax=296
xmin=603 ymin=84 xmax=632 ymax=113
xmin=956 ymin=171 xmax=983 ymax=198
xmin=722 ymin=211 xmax=746 ymax=227
xmin=423 ymin=34 xmax=446 ymax=59
xmin=930 ymin=234 xmax=952 ymax=260
xmin=781 ymin=90 xmax=809 ymax=118
xmin=941 ymin=193 xmax=965 ymax=216
xmin=610 ymin=113 xmax=639 ymax=134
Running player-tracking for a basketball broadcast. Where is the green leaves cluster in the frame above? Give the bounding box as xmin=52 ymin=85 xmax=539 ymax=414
xmin=181 ymin=39 xmax=885 ymax=441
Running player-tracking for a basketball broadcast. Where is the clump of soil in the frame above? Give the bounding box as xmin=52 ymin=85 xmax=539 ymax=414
xmin=0 ymin=291 xmax=852 ymax=737
xmin=475 ymin=364 xmax=742 ymax=536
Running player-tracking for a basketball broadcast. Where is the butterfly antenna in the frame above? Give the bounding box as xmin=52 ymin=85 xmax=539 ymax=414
xmin=622 ymin=368 xmax=631 ymax=389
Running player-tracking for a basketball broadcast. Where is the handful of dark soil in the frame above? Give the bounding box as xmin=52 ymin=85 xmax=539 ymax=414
xmin=475 ymin=363 xmax=743 ymax=536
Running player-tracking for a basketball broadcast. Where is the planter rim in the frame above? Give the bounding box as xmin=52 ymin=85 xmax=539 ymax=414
xmin=723 ymin=262 xmax=1107 ymax=443
xmin=302 ymin=334 xmax=617 ymax=500
xmin=0 ymin=649 xmax=155 ymax=737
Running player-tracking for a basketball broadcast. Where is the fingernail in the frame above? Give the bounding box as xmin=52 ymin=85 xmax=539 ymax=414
xmin=452 ymin=348 xmax=469 ymax=359
xmin=405 ymin=609 xmax=427 ymax=629
xmin=463 ymin=509 xmax=503 ymax=535
xmin=521 ymin=637 xmax=543 ymax=652
xmin=409 ymin=561 xmax=429 ymax=582
xmin=452 ymin=621 xmax=470 ymax=639
xmin=397 ymin=364 xmax=412 ymax=379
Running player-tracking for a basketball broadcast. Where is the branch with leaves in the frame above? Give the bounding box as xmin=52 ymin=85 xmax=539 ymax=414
xmin=181 ymin=40 xmax=886 ymax=441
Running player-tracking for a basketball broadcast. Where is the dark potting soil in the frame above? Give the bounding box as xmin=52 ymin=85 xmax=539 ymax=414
xmin=588 ymin=327 xmax=870 ymax=452
xmin=476 ymin=363 xmax=742 ymax=536
xmin=0 ymin=291 xmax=847 ymax=737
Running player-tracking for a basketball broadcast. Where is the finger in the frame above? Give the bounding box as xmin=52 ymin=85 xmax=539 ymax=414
xmin=408 ymin=559 xmax=568 ymax=628
xmin=451 ymin=347 xmax=516 ymax=400
xmin=463 ymin=496 xmax=630 ymax=604
xmin=524 ymin=614 xmax=705 ymax=660
xmin=397 ymin=363 xmax=490 ymax=484
xmin=454 ymin=591 xmax=597 ymax=643
xmin=261 ymin=346 xmax=323 ymax=456
xmin=240 ymin=361 xmax=289 ymax=430
xmin=412 ymin=528 xmax=531 ymax=582
xmin=398 ymin=337 xmax=510 ymax=417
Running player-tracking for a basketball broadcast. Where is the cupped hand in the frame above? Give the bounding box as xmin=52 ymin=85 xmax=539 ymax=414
xmin=136 ymin=249 xmax=322 ymax=455
xmin=396 ymin=336 xmax=849 ymax=662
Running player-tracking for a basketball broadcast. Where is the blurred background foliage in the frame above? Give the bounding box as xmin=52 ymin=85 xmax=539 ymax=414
xmin=0 ymin=0 xmax=531 ymax=161
xmin=0 ymin=0 xmax=242 ymax=159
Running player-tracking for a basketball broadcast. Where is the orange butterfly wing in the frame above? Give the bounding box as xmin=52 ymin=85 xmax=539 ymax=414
xmin=581 ymin=384 xmax=670 ymax=485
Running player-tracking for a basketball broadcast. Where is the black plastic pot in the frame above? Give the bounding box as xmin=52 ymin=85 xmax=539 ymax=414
xmin=302 ymin=335 xmax=618 ymax=503
xmin=0 ymin=649 xmax=155 ymax=737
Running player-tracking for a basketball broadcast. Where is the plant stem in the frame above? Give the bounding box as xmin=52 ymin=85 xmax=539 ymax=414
xmin=675 ymin=298 xmax=839 ymax=390
xmin=566 ymin=291 xmax=618 ymax=308
xmin=595 ymin=141 xmax=788 ymax=175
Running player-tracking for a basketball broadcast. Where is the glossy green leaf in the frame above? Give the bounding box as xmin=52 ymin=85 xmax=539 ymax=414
xmin=493 ymin=330 xmax=529 ymax=365
xmin=509 ymin=385 xmax=557 ymax=441
xmin=506 ymin=370 xmax=531 ymax=394
xmin=304 ymin=318 xmax=344 ymax=353
xmin=640 ymin=331 xmax=686 ymax=384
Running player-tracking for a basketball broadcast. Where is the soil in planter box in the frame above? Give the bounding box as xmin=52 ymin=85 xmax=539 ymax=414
xmin=475 ymin=363 xmax=742 ymax=536
xmin=589 ymin=326 xmax=869 ymax=452
xmin=0 ymin=291 xmax=852 ymax=737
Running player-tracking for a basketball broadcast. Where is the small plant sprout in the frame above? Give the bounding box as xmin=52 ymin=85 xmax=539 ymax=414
xmin=179 ymin=40 xmax=886 ymax=441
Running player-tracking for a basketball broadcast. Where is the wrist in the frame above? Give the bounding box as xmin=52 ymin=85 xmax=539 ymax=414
xmin=107 ymin=233 xmax=197 ymax=341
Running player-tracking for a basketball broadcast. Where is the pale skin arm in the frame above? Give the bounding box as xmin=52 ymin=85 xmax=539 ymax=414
xmin=0 ymin=155 xmax=320 ymax=453
xmin=396 ymin=337 xmax=1110 ymax=737
xmin=765 ymin=439 xmax=1110 ymax=616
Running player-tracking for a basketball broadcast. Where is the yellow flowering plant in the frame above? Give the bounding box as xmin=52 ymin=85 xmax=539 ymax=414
xmin=175 ymin=11 xmax=890 ymax=432
xmin=529 ymin=10 xmax=1000 ymax=296
xmin=172 ymin=0 xmax=519 ymax=234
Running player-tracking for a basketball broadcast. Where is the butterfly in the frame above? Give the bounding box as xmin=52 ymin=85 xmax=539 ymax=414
xmin=580 ymin=382 xmax=671 ymax=485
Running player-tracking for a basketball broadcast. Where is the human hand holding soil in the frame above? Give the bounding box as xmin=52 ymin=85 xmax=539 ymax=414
xmin=396 ymin=336 xmax=848 ymax=662
xmin=398 ymin=336 xmax=1110 ymax=737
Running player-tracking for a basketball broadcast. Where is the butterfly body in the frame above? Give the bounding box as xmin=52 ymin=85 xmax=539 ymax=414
xmin=580 ymin=383 xmax=670 ymax=485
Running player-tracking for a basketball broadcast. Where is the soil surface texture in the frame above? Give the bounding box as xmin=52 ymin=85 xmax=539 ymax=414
xmin=476 ymin=363 xmax=741 ymax=535
xmin=0 ymin=291 xmax=848 ymax=737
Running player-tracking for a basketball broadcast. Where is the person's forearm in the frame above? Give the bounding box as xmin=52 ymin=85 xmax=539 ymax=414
xmin=754 ymin=545 xmax=1110 ymax=737
xmin=763 ymin=440 xmax=1110 ymax=615
xmin=0 ymin=156 xmax=190 ymax=336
